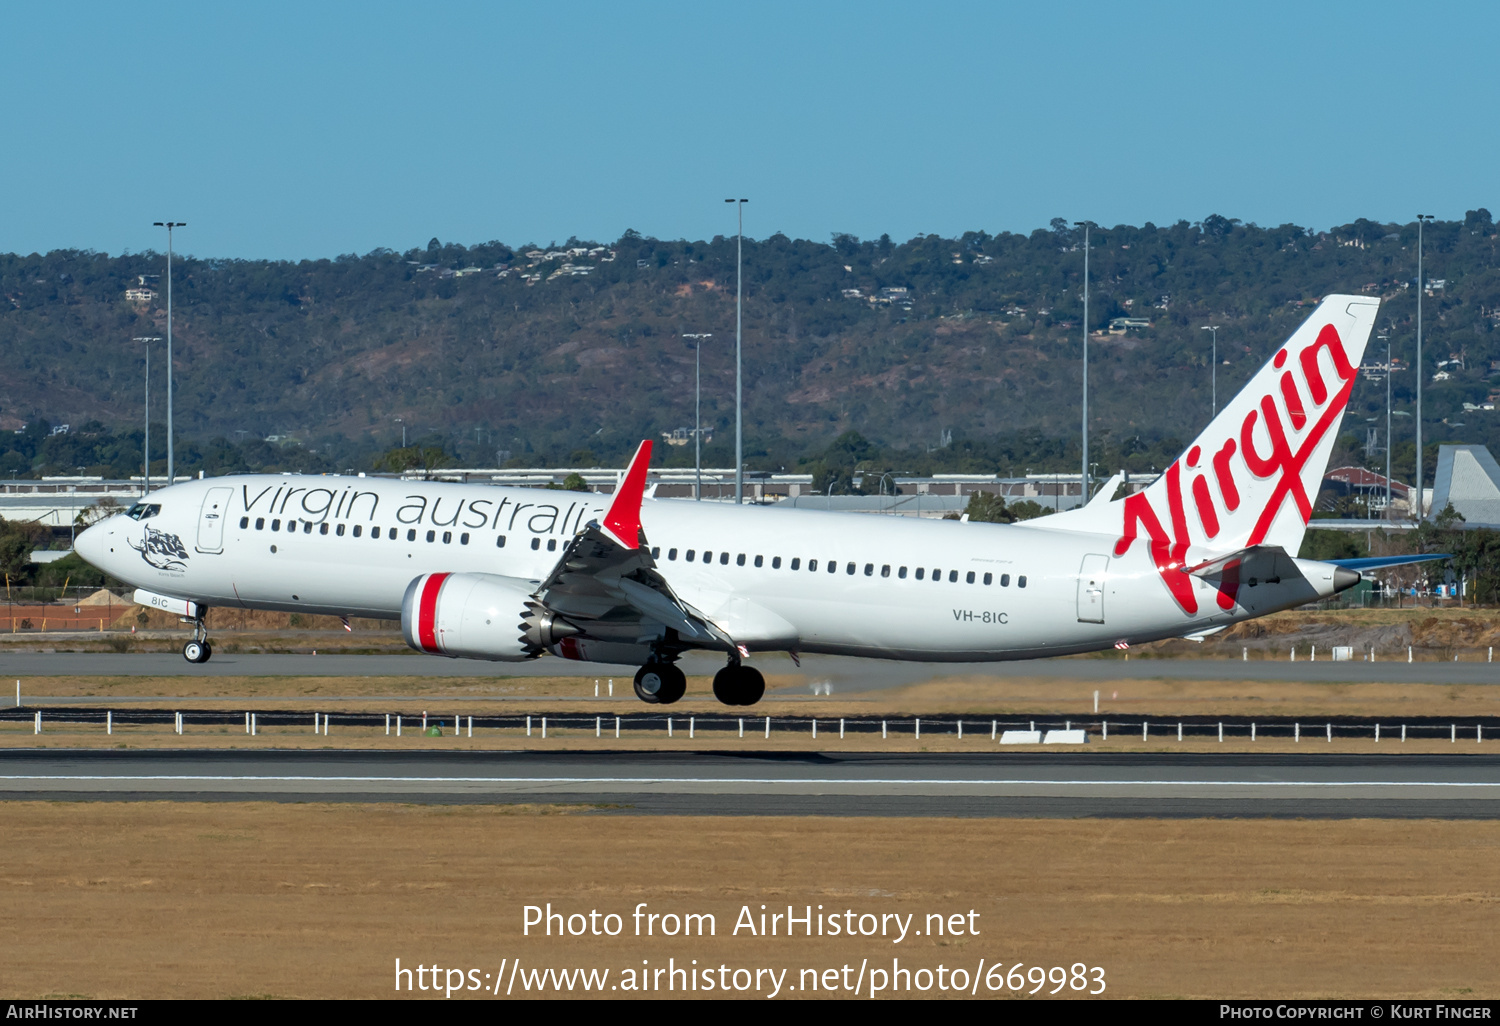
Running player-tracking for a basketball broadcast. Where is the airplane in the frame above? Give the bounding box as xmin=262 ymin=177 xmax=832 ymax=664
xmin=74 ymin=294 xmax=1444 ymax=706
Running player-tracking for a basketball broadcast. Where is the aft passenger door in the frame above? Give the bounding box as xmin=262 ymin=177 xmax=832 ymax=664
xmin=196 ymin=486 xmax=233 ymax=554
xmin=1076 ymin=553 xmax=1108 ymax=624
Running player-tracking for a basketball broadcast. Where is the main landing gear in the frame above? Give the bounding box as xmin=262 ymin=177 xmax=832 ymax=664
xmin=633 ymin=662 xmax=686 ymax=704
xmin=712 ymin=661 xmax=765 ymax=707
xmin=631 ymin=655 xmax=765 ymax=706
xmin=182 ymin=615 xmax=213 ymax=664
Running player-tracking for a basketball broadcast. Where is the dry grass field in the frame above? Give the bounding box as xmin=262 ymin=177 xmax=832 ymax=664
xmin=1 ymin=803 xmax=1496 ymax=1000
xmin=5 ymin=672 xmax=1498 ymax=753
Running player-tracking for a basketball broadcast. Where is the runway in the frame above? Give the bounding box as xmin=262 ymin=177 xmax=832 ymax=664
xmin=3 ymin=750 xmax=1498 ymax=817
xmin=6 ymin=651 xmax=1500 ymax=689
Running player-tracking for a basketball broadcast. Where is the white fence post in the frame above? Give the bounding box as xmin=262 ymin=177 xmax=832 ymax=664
xmin=615 ymin=716 xmax=620 ymax=739
xmin=1103 ymin=720 xmax=1108 ymax=740
xmin=1326 ymin=723 xmax=1331 ymax=743
xmin=764 ymin=716 xmax=770 ymax=739
xmin=811 ymin=719 xmax=816 ymax=740
xmin=1295 ymin=722 xmax=1300 ymax=742
xmin=397 ymin=715 xmax=402 ymax=737
xmin=34 ymin=710 xmax=40 ymax=734
xmin=542 ymin=716 xmax=547 ymax=739
xmin=690 ymin=716 xmax=695 ymax=740
xmin=882 ymin=720 xmax=887 ymax=739
xmin=1408 ymin=646 xmax=1413 ymax=663
xmin=1251 ymin=722 xmax=1256 ymax=741
xmin=526 ymin=715 xmax=531 ymax=737
xmin=1177 ymin=722 xmax=1182 ymax=741
xmin=738 ymin=717 xmax=744 ymax=739
xmin=915 ymin=718 xmax=921 ymax=740
xmin=840 ymin=718 xmax=846 ymax=739
xmin=1143 ymin=720 xmax=1148 ymax=741
xmin=107 ymin=710 xmax=112 ymax=735
xmin=596 ymin=716 xmax=601 ymax=738
xmin=667 ymin=717 xmax=672 ymax=738
xmin=385 ymin=713 xmax=390 ymax=736
xmin=1218 ymin=722 xmax=1223 ymax=743
xmin=958 ymin=720 xmax=963 ymax=740
xmin=467 ymin=716 xmax=472 ymax=738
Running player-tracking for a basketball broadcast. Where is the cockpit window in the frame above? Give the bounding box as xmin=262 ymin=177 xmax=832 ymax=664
xmin=125 ymin=503 xmax=161 ymax=521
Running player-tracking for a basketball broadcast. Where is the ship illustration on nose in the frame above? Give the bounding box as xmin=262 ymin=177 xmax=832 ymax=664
xmin=128 ymin=526 xmax=190 ymax=572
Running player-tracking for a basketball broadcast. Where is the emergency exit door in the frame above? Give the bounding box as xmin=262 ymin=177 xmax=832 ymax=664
xmin=1076 ymin=553 xmax=1108 ymax=624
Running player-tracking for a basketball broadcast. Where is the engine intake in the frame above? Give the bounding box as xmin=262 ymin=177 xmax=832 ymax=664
xmin=401 ymin=572 xmax=573 ymax=661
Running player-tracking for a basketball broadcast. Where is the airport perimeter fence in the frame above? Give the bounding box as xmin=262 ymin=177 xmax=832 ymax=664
xmin=0 ymin=587 xmax=131 ymax=632
xmin=3 ymin=707 xmax=1500 ymax=744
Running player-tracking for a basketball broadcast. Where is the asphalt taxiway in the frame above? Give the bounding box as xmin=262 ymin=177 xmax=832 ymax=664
xmin=2 ymin=750 xmax=1497 ymax=817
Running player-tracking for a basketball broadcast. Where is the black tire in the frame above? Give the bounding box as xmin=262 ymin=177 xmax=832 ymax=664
xmin=712 ymin=666 xmax=738 ymax=705
xmin=712 ymin=664 xmax=765 ymax=706
xmin=736 ymin=665 xmax=765 ymax=706
xmin=633 ymin=663 xmax=667 ymax=704
xmin=655 ymin=664 xmax=686 ymax=705
xmin=183 ymin=640 xmax=205 ymax=664
xmin=200 ymin=641 xmax=213 ymax=663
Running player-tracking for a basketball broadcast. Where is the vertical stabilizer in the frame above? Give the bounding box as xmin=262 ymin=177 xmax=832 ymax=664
xmin=1037 ymin=295 xmax=1379 ymax=612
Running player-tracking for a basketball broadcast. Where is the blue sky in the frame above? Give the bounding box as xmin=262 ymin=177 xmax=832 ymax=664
xmin=2 ymin=1 xmax=1495 ymax=259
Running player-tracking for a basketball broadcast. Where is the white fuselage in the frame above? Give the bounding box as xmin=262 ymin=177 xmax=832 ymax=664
xmin=74 ymin=474 xmax=1336 ymax=664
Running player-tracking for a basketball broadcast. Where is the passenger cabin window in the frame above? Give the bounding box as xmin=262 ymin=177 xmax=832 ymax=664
xmin=336 ymin=524 xmax=345 ymax=536
xmin=1018 ymin=576 xmax=1028 ymax=588
xmin=846 ymin=562 xmax=856 ymax=575
xmin=736 ymin=553 xmax=746 ymax=566
xmin=669 ymin=548 xmax=679 ymax=560
xmin=772 ymin=557 xmax=782 ymax=569
xmin=426 ymin=530 xmax=436 ymax=542
xmin=531 ymin=538 xmax=541 ymax=550
xmin=125 ymin=503 xmax=161 ymax=521
xmin=983 ymin=572 xmax=992 ymax=585
xmin=303 ymin=521 xmax=313 ymax=534
xmin=790 ymin=558 xmax=800 ymax=570
xmin=1000 ymin=574 xmax=1010 ymax=586
xmin=966 ymin=571 xmax=975 ymax=583
xmin=371 ymin=527 xmax=381 ymax=539
xmin=319 ymin=523 xmax=329 ymax=535
xmin=881 ymin=565 xmax=891 ymax=578
xmin=754 ymin=555 xmax=763 ymax=568
xmin=548 ymin=539 xmax=557 ymax=551
xmin=496 ymin=535 xmax=506 ymax=548
xmin=915 ymin=568 xmax=924 ymax=580
xmin=408 ymin=529 xmax=417 ymax=542
xmin=863 ymin=563 xmax=874 ymax=577
xmin=272 ymin=519 xmax=281 ymax=531
xmin=703 ymin=550 xmax=713 ymax=563
xmin=459 ymin=533 xmax=469 ymax=545
xmin=442 ymin=531 xmax=452 ymax=544
xmin=686 ymin=549 xmax=696 ymax=561
xmin=949 ymin=570 xmax=958 ymax=583
xmin=352 ymin=525 xmax=362 ymax=538
xmin=239 ymin=516 xmax=249 ymax=529
xmin=898 ymin=566 xmax=907 ymax=579
xmin=808 ymin=559 xmax=818 ymax=571
xmin=719 ymin=552 xmax=728 ymax=565
xmin=255 ymin=517 xmax=265 ymax=530
xmin=650 ymin=547 xmax=660 ymax=559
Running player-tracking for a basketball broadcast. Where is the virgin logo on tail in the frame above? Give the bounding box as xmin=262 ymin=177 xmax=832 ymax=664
xmin=1115 ymin=322 xmax=1358 ymax=615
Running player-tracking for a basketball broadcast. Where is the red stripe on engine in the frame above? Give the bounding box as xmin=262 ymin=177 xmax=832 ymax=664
xmin=417 ymin=572 xmax=450 ymax=652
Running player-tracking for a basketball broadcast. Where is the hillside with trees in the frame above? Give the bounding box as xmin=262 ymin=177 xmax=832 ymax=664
xmin=3 ymin=212 xmax=1499 ymax=487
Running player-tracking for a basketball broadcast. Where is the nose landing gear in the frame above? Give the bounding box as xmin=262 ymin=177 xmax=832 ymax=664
xmin=633 ymin=662 xmax=686 ymax=704
xmin=182 ymin=615 xmax=213 ymax=664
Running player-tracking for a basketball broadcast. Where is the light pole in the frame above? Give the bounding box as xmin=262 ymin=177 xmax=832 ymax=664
xmin=1415 ymin=214 xmax=1434 ymax=521
xmin=395 ymin=418 xmax=405 ymax=448
xmin=1074 ymin=221 xmax=1093 ymax=498
xmin=1201 ymin=325 xmax=1219 ymax=416
xmin=682 ymin=334 xmax=713 ymax=500
xmin=725 ymin=198 xmax=748 ymax=503
xmin=133 ymin=337 xmax=161 ymax=495
xmin=1379 ymin=333 xmax=1391 ymax=517
xmin=153 ymin=222 xmax=185 ymax=484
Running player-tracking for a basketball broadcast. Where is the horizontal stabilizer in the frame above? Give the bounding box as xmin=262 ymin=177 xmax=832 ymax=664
xmin=1326 ymin=553 xmax=1451 ymax=572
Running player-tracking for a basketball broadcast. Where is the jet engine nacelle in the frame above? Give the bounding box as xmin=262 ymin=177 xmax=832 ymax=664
xmin=401 ymin=572 xmax=577 ymax=661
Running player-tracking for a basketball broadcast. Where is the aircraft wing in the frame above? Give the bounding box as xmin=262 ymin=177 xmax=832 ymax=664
xmin=531 ymin=440 xmax=736 ymax=653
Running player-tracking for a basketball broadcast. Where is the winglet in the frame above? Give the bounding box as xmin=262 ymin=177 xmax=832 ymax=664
xmin=600 ymin=440 xmax=653 ymax=549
